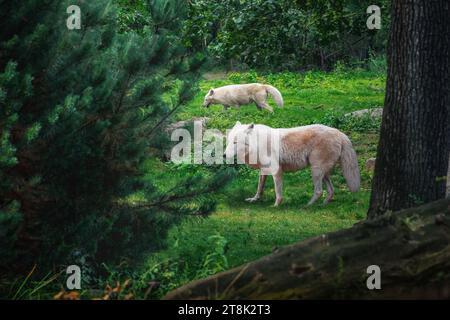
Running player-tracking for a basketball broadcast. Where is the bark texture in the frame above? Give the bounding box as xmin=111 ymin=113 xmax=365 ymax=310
xmin=164 ymin=198 xmax=450 ymax=300
xmin=368 ymin=0 xmax=450 ymax=217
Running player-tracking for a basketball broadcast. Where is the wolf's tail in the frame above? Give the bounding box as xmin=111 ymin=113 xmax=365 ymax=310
xmin=265 ymin=85 xmax=284 ymax=108
xmin=340 ymin=136 xmax=360 ymax=192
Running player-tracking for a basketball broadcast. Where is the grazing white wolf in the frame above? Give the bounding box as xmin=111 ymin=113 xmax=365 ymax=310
xmin=225 ymin=122 xmax=360 ymax=206
xmin=203 ymin=83 xmax=284 ymax=112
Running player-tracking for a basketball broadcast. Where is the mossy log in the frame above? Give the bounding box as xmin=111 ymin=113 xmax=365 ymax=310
xmin=164 ymin=198 xmax=450 ymax=299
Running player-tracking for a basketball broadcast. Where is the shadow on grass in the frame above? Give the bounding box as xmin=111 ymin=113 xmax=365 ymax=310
xmin=219 ymin=169 xmax=368 ymax=216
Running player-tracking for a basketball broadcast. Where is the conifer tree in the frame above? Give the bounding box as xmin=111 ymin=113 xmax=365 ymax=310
xmin=0 ymin=0 xmax=233 ymax=276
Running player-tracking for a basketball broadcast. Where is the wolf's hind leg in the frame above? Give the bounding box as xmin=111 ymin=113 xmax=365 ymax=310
xmin=259 ymin=102 xmax=274 ymax=113
xmin=307 ymin=168 xmax=324 ymax=206
xmin=323 ymin=175 xmax=334 ymax=204
xmin=255 ymin=91 xmax=274 ymax=112
xmin=246 ymin=174 xmax=267 ymax=203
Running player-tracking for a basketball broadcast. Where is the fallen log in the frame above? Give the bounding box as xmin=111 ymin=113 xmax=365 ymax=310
xmin=164 ymin=198 xmax=450 ymax=299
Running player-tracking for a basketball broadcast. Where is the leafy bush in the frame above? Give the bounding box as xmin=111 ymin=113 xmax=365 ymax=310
xmin=320 ymin=111 xmax=381 ymax=133
xmin=184 ymin=0 xmax=390 ymax=70
xmin=196 ymin=234 xmax=229 ymax=278
xmin=367 ymin=54 xmax=387 ymax=75
xmin=228 ymin=71 xmax=305 ymax=89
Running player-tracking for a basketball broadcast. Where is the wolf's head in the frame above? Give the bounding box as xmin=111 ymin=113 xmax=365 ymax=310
xmin=203 ymin=89 xmax=215 ymax=108
xmin=224 ymin=121 xmax=254 ymax=160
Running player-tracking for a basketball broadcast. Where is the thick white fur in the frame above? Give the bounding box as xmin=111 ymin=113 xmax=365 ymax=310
xmin=225 ymin=122 xmax=360 ymax=207
xmin=203 ymin=83 xmax=284 ymax=112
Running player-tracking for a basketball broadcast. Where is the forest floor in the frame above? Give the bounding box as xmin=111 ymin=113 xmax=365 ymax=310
xmin=139 ymin=69 xmax=386 ymax=298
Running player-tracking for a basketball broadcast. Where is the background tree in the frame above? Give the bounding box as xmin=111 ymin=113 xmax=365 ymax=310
xmin=183 ymin=0 xmax=390 ymax=70
xmin=368 ymin=0 xmax=450 ymax=217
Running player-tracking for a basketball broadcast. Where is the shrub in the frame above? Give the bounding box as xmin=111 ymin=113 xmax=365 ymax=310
xmin=320 ymin=112 xmax=381 ymax=133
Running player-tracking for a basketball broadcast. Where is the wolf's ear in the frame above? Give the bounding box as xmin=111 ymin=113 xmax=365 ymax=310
xmin=208 ymin=89 xmax=214 ymax=96
xmin=245 ymin=123 xmax=254 ymax=134
xmin=235 ymin=121 xmax=241 ymax=126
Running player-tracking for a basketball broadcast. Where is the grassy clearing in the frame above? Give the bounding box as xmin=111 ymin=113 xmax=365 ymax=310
xmin=178 ymin=69 xmax=385 ymax=130
xmin=136 ymin=69 xmax=385 ymax=298
xmin=5 ymin=69 xmax=384 ymax=299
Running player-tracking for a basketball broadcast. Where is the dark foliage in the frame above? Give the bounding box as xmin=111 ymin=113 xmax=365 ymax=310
xmin=184 ymin=0 xmax=389 ymax=70
xmin=0 ymin=0 xmax=234 ymax=279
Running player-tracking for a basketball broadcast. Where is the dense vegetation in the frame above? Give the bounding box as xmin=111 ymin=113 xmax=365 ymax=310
xmin=0 ymin=0 xmax=389 ymax=299
xmin=185 ymin=0 xmax=389 ymax=70
xmin=117 ymin=0 xmax=389 ymax=70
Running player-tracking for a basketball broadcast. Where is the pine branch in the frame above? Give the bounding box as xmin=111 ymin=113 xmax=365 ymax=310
xmin=146 ymin=100 xmax=183 ymax=138
xmin=114 ymin=73 xmax=133 ymax=114
xmin=135 ymin=183 xmax=219 ymax=209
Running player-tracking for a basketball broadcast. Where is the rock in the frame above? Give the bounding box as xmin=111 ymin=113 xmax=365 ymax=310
xmin=203 ymin=71 xmax=228 ymax=81
xmin=346 ymin=107 xmax=383 ymax=118
xmin=165 ymin=117 xmax=210 ymax=132
xmin=163 ymin=117 xmax=222 ymax=161
xmin=365 ymin=158 xmax=376 ymax=172
xmin=204 ymin=130 xmax=225 ymax=141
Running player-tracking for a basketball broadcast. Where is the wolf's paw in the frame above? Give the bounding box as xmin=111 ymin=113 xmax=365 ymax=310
xmin=273 ymin=203 xmax=282 ymax=208
xmin=245 ymin=197 xmax=259 ymax=203
xmin=273 ymin=198 xmax=283 ymax=207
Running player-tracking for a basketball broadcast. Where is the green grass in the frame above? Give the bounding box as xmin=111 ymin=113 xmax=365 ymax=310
xmin=133 ymin=68 xmax=385 ymax=298
xmin=178 ymin=69 xmax=385 ymax=130
xmin=7 ymin=69 xmax=384 ymax=299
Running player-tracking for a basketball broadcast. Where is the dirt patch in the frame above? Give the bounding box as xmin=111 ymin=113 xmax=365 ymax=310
xmin=203 ymin=71 xmax=228 ymax=81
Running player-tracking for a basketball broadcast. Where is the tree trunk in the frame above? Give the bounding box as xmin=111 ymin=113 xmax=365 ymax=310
xmin=368 ymin=0 xmax=450 ymax=218
xmin=164 ymin=198 xmax=450 ymax=300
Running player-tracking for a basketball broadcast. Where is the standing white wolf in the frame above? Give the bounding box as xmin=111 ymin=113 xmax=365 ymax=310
xmin=225 ymin=122 xmax=360 ymax=206
xmin=203 ymin=83 xmax=284 ymax=112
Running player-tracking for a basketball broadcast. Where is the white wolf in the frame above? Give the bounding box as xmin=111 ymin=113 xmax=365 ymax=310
xmin=203 ymin=83 xmax=284 ymax=112
xmin=225 ymin=122 xmax=360 ymax=206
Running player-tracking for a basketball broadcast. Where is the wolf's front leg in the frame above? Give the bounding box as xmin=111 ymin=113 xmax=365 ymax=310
xmin=246 ymin=174 xmax=267 ymax=202
xmin=273 ymin=173 xmax=283 ymax=206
